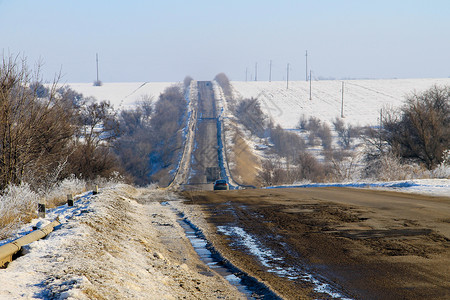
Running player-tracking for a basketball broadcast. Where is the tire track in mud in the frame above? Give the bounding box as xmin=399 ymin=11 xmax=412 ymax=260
xmin=181 ymin=188 xmax=450 ymax=300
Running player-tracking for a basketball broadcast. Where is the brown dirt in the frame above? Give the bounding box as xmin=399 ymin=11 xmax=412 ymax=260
xmin=230 ymin=128 xmax=261 ymax=187
xmin=181 ymin=187 xmax=450 ymax=300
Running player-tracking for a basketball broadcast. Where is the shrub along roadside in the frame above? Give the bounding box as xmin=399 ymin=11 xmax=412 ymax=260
xmin=0 ymin=55 xmax=124 ymax=238
xmin=0 ymin=178 xmax=87 ymax=240
xmin=0 ymin=55 xmax=124 ymax=191
xmin=114 ymin=83 xmax=189 ymax=186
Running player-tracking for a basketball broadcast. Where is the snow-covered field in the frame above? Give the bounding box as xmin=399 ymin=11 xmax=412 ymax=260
xmin=64 ymin=82 xmax=177 ymax=109
xmin=64 ymin=78 xmax=450 ymax=128
xmin=232 ymin=78 xmax=450 ymax=128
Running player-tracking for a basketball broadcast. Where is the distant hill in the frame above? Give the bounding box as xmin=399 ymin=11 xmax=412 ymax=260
xmin=64 ymin=82 xmax=177 ymax=109
xmin=231 ymin=78 xmax=450 ymax=128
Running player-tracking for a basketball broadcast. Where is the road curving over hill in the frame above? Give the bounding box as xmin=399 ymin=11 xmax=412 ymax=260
xmin=180 ymin=187 xmax=450 ymax=299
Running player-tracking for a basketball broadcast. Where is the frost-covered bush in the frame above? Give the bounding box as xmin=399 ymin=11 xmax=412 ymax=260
xmin=43 ymin=175 xmax=88 ymax=208
xmin=94 ymin=171 xmax=126 ymax=189
xmin=0 ymin=183 xmax=38 ymax=239
xmin=364 ymin=152 xmax=426 ymax=181
xmin=329 ymin=152 xmax=363 ymax=182
xmin=431 ymin=150 xmax=450 ymax=178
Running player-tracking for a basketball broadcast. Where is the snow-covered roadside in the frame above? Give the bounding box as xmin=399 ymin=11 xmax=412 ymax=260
xmin=169 ymin=80 xmax=198 ymax=189
xmin=266 ymin=179 xmax=450 ymax=197
xmin=213 ymin=81 xmax=263 ymax=188
xmin=212 ymin=81 xmax=237 ymax=187
xmin=0 ymin=185 xmax=244 ymax=299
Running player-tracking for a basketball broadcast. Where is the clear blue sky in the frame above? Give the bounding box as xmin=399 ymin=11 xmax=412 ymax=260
xmin=1 ymin=0 xmax=449 ymax=82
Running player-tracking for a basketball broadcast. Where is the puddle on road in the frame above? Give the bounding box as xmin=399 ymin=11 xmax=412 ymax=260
xmin=176 ymin=216 xmax=281 ymax=299
xmin=217 ymin=225 xmax=353 ymax=300
xmin=163 ymin=201 xmax=351 ymax=299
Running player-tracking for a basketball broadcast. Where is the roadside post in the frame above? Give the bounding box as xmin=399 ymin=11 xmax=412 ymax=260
xmin=93 ymin=185 xmax=99 ymax=195
xmin=38 ymin=200 xmax=46 ymax=218
xmin=67 ymin=194 xmax=74 ymax=206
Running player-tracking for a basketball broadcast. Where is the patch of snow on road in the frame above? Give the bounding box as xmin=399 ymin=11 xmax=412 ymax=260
xmin=217 ymin=225 xmax=353 ymax=300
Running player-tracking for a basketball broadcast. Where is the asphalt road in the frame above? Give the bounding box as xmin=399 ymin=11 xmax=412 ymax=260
xmin=182 ymin=187 xmax=450 ymax=299
xmin=185 ymin=81 xmax=219 ymax=191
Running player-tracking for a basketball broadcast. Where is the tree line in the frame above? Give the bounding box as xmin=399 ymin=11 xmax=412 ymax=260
xmin=0 ymin=55 xmax=189 ymax=192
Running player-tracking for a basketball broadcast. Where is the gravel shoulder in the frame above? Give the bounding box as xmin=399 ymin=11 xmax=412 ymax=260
xmin=0 ymin=185 xmax=245 ymax=299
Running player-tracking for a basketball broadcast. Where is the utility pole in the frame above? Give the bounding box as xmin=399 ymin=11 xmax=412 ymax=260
xmin=96 ymin=53 xmax=99 ymax=84
xmin=255 ymin=62 xmax=258 ymax=81
xmin=379 ymin=108 xmax=383 ymax=150
xmin=305 ymin=50 xmax=308 ymax=81
xmin=269 ymin=60 xmax=272 ymax=82
xmin=309 ymin=70 xmax=312 ymax=100
xmin=286 ymin=63 xmax=290 ymax=89
xmin=341 ymin=81 xmax=345 ymax=117
xmin=245 ymin=68 xmax=248 ymax=82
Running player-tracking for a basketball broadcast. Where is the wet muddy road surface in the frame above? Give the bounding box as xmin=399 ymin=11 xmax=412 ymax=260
xmin=181 ymin=187 xmax=450 ymax=299
xmin=185 ymin=81 xmax=218 ymax=191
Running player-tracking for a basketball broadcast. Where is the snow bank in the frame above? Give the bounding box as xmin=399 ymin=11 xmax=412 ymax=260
xmin=266 ymin=179 xmax=450 ymax=197
xmin=168 ymin=81 xmax=198 ymax=189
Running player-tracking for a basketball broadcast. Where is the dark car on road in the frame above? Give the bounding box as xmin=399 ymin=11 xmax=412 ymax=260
xmin=213 ymin=179 xmax=229 ymax=190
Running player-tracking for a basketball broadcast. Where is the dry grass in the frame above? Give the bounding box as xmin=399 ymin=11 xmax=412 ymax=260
xmin=230 ymin=129 xmax=261 ymax=186
xmin=0 ymin=184 xmax=37 ymax=239
xmin=0 ymin=177 xmax=88 ymax=239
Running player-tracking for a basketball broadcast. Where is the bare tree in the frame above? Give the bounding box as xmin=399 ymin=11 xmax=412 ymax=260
xmin=269 ymin=125 xmax=305 ymax=162
xmin=257 ymin=158 xmax=288 ymax=186
xmin=0 ymin=55 xmax=76 ymax=189
xmin=183 ymin=76 xmax=193 ymax=89
xmin=68 ymin=98 xmax=121 ymax=180
xmin=294 ymin=151 xmax=325 ymax=182
xmin=317 ymin=123 xmax=332 ymax=150
xmin=235 ymin=98 xmax=267 ymax=138
xmin=383 ymin=85 xmax=450 ymax=169
xmin=214 ymin=73 xmax=233 ymax=100
xmin=333 ymin=117 xmax=359 ymax=149
xmin=115 ymin=97 xmax=154 ymax=185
